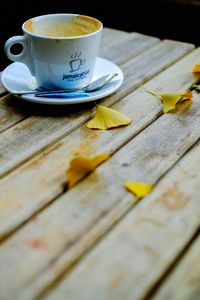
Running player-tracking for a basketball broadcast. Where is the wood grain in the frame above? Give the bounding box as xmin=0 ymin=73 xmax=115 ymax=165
xmin=0 ymin=73 xmax=5 ymax=95
xmin=43 ymin=140 xmax=200 ymax=300
xmin=152 ymin=235 xmax=200 ymax=300
xmin=0 ymin=41 xmax=196 ymax=241
xmin=0 ymin=40 xmax=193 ymax=179
xmin=101 ymin=28 xmax=128 ymax=47
xmin=100 ymin=32 xmax=159 ymax=65
xmin=0 ymin=94 xmax=29 ymax=133
xmin=0 ymin=83 xmax=200 ymax=299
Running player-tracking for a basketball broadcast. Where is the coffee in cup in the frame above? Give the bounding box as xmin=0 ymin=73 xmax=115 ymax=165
xmin=4 ymin=14 xmax=103 ymax=90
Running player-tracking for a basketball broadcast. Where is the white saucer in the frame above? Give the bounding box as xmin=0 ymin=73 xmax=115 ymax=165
xmin=1 ymin=58 xmax=123 ymax=105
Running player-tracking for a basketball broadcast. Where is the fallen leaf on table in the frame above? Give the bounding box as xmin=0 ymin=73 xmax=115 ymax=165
xmin=175 ymin=95 xmax=192 ymax=112
xmin=192 ymin=64 xmax=200 ymax=73
xmin=142 ymin=86 xmax=192 ymax=113
xmin=192 ymin=64 xmax=200 ymax=83
xmin=125 ymin=181 xmax=153 ymax=199
xmin=87 ymin=104 xmax=132 ymax=130
xmin=180 ymin=91 xmax=193 ymax=103
xmin=66 ymin=154 xmax=109 ymax=187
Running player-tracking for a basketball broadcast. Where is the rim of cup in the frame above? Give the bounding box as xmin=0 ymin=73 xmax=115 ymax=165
xmin=22 ymin=13 xmax=103 ymax=40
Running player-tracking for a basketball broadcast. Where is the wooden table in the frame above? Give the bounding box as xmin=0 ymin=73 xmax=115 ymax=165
xmin=0 ymin=28 xmax=200 ymax=300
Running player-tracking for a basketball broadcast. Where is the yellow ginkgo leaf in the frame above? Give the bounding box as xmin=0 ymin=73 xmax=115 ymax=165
xmin=192 ymin=64 xmax=200 ymax=83
xmin=87 ymin=104 xmax=132 ymax=130
xmin=181 ymin=91 xmax=193 ymax=102
xmin=66 ymin=154 xmax=109 ymax=187
xmin=175 ymin=91 xmax=193 ymax=111
xmin=160 ymin=92 xmax=190 ymax=113
xmin=142 ymin=86 xmax=192 ymax=113
xmin=192 ymin=64 xmax=200 ymax=73
xmin=125 ymin=181 xmax=153 ymax=199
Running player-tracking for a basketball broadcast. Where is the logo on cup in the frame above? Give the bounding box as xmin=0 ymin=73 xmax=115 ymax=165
xmin=62 ymin=51 xmax=90 ymax=81
xmin=69 ymin=52 xmax=86 ymax=72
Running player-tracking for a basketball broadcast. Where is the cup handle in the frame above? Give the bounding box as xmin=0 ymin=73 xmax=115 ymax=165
xmin=4 ymin=36 xmax=35 ymax=75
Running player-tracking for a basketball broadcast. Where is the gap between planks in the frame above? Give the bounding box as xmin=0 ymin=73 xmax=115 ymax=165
xmin=146 ymin=228 xmax=200 ymax=300
xmin=39 ymin=141 xmax=200 ymax=300
xmin=0 ymin=90 xmax=200 ymax=299
xmin=151 ymin=231 xmax=200 ymax=300
xmin=0 ymin=41 xmax=197 ymax=242
xmin=42 ymin=139 xmax=200 ymax=300
xmin=0 ymin=40 xmax=193 ymax=179
xmin=0 ymin=44 xmax=198 ymax=243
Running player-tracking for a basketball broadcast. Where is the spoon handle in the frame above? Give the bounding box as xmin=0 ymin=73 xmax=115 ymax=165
xmin=84 ymin=73 xmax=118 ymax=92
xmin=11 ymin=73 xmax=118 ymax=96
xmin=12 ymin=89 xmax=81 ymax=95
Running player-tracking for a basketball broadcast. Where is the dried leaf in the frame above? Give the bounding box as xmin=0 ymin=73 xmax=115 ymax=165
xmin=181 ymin=91 xmax=192 ymax=101
xmin=175 ymin=97 xmax=192 ymax=112
xmin=67 ymin=154 xmax=109 ymax=187
xmin=87 ymin=104 xmax=132 ymax=130
xmin=192 ymin=64 xmax=200 ymax=73
xmin=125 ymin=181 xmax=153 ymax=199
xmin=142 ymin=86 xmax=192 ymax=113
xmin=192 ymin=64 xmax=200 ymax=83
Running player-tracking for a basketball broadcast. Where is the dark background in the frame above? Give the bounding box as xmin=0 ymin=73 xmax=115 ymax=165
xmin=1 ymin=0 xmax=200 ymax=70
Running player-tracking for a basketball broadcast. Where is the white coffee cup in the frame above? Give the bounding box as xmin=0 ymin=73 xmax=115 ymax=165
xmin=4 ymin=14 xmax=103 ymax=90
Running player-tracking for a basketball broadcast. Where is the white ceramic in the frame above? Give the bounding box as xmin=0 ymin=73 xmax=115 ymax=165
xmin=1 ymin=57 xmax=124 ymax=105
xmin=4 ymin=14 xmax=102 ymax=90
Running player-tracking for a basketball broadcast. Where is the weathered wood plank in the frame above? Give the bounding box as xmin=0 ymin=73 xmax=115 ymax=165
xmin=100 ymin=32 xmax=159 ymax=65
xmin=43 ymin=141 xmax=200 ymax=300
xmin=0 ymin=83 xmax=200 ymax=299
xmin=0 ymin=40 xmax=193 ymax=178
xmin=0 ymin=28 xmax=140 ymax=133
xmin=0 ymin=94 xmax=29 ymax=133
xmin=0 ymin=73 xmax=5 ymax=95
xmin=0 ymin=44 xmax=198 ymax=241
xmin=101 ymin=28 xmax=128 ymax=47
xmin=152 ymin=235 xmax=200 ymax=300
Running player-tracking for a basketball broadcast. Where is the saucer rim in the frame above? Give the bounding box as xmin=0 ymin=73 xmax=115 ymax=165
xmin=1 ymin=57 xmax=124 ymax=105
